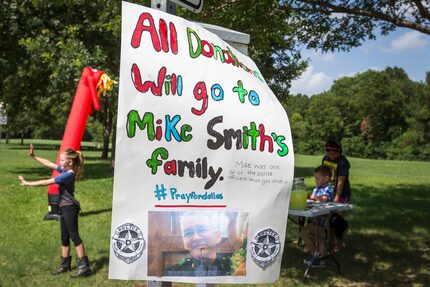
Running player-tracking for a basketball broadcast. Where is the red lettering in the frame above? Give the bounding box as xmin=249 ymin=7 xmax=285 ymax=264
xmin=171 ymin=73 xmax=177 ymax=95
xmin=259 ymin=124 xmax=273 ymax=153
xmin=191 ymin=82 xmax=208 ymax=116
xmin=159 ymin=19 xmax=169 ymax=52
xmin=131 ymin=13 xmax=161 ymax=51
xmin=155 ymin=119 xmax=163 ymax=141
xmin=169 ymin=22 xmax=178 ymax=54
xmin=131 ymin=64 xmax=166 ymax=96
xmin=201 ymin=40 xmax=214 ymax=57
xmin=223 ymin=50 xmax=234 ymax=64
xmin=164 ymin=160 xmax=177 ymax=175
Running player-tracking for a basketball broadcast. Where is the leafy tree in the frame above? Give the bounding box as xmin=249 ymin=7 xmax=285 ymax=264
xmin=2 ymin=1 xmax=428 ymax=161
xmin=181 ymin=0 xmax=308 ymax=96
xmin=333 ymin=70 xmax=408 ymax=142
xmin=282 ymin=93 xmax=311 ymax=116
xmin=286 ymin=67 xmax=430 ymax=160
xmin=1 ymin=0 xmax=307 ymax=156
xmin=288 ymin=0 xmax=430 ymax=52
xmin=390 ymin=78 xmax=430 ymax=160
xmin=305 ymin=92 xmax=346 ymax=139
xmin=0 ymin=0 xmax=135 ymax=156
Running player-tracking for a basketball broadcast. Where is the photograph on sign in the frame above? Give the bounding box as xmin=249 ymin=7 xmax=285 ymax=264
xmin=147 ymin=211 xmax=248 ymax=277
xmin=109 ymin=1 xmax=294 ymax=284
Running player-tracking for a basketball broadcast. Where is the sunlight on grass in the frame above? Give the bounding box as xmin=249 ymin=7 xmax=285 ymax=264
xmin=1 ymin=141 xmax=429 ymax=286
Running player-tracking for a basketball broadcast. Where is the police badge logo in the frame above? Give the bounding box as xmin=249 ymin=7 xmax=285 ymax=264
xmin=112 ymin=222 xmax=145 ymax=264
xmin=250 ymin=228 xmax=281 ymax=269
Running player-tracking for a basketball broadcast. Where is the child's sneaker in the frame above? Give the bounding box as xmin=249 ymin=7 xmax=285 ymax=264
xmin=303 ymin=253 xmax=326 ymax=267
xmin=303 ymin=254 xmax=315 ymax=264
xmin=311 ymin=258 xmax=326 ymax=267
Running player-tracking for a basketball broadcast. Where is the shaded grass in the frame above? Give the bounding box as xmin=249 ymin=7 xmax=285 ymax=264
xmin=0 ymin=141 xmax=136 ymax=287
xmin=0 ymin=142 xmax=429 ymax=286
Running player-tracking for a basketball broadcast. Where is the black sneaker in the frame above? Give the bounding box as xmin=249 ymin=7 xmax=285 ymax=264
xmin=303 ymin=252 xmax=322 ymax=265
xmin=311 ymin=258 xmax=326 ymax=268
xmin=303 ymin=254 xmax=316 ymax=264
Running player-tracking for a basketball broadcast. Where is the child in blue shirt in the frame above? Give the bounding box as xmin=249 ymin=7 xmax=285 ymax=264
xmin=18 ymin=144 xmax=92 ymax=277
xmin=300 ymin=165 xmax=334 ymax=267
xmin=309 ymin=166 xmax=334 ymax=202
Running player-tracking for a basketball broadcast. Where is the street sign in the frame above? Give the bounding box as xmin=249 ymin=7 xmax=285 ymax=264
xmin=169 ymin=0 xmax=203 ymax=13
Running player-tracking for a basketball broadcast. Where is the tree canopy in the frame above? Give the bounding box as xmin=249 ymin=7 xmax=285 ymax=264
xmin=0 ymin=0 xmax=128 ymax=156
xmin=182 ymin=0 xmax=308 ymax=95
xmin=288 ymin=0 xmax=430 ymax=52
xmin=283 ymin=67 xmax=430 ymax=160
xmin=0 ymin=0 xmax=429 ymax=160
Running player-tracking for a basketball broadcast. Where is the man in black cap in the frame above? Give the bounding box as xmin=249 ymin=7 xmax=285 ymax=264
xmin=322 ymin=141 xmax=351 ymax=203
xmin=322 ymin=140 xmax=351 ymax=252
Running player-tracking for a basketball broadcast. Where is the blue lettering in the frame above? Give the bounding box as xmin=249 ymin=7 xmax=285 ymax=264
xmin=165 ymin=115 xmax=182 ymax=141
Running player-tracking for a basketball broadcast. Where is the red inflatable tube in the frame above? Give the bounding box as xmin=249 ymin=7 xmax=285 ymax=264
xmin=45 ymin=67 xmax=107 ymax=221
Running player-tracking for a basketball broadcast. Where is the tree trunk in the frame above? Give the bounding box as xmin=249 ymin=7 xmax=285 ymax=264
xmin=101 ymin=97 xmax=113 ymax=159
xmin=20 ymin=131 xmax=24 ymax=145
xmin=101 ymin=129 xmax=110 ymax=159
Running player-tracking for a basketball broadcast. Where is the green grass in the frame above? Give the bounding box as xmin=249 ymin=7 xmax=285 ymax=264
xmin=1 ymin=141 xmax=429 ymax=286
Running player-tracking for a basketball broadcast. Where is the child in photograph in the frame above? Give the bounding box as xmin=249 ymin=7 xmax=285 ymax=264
xmin=164 ymin=211 xmax=231 ymax=276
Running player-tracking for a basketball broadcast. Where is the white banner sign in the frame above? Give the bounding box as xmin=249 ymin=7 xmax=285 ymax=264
xmin=109 ymin=2 xmax=294 ymax=284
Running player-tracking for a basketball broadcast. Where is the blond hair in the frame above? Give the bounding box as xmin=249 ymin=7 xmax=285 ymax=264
xmin=63 ymin=148 xmax=84 ymax=180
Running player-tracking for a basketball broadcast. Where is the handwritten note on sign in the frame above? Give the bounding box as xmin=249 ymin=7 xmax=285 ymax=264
xmin=109 ymin=2 xmax=294 ymax=284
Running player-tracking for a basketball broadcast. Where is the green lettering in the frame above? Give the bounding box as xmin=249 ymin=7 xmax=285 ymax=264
xmin=212 ymin=44 xmax=224 ymax=62
xmin=187 ymin=27 xmax=202 ymax=59
xmin=181 ymin=125 xmax=193 ymax=142
xmin=253 ymin=70 xmax=264 ymax=82
xmin=227 ymin=47 xmax=239 ymax=66
xmin=126 ymin=110 xmax=155 ymax=140
xmin=248 ymin=122 xmax=259 ymax=150
xmin=242 ymin=126 xmax=249 ymax=149
xmin=146 ymin=147 xmax=168 ymax=174
xmin=274 ymin=134 xmax=288 ymax=157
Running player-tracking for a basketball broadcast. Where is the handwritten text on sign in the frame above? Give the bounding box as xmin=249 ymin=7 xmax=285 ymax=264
xmin=110 ymin=2 xmax=294 ymax=284
xmin=126 ymin=13 xmax=289 ymax=190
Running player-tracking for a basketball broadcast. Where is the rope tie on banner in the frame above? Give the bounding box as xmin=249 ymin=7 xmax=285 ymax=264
xmin=96 ymin=73 xmax=117 ymax=97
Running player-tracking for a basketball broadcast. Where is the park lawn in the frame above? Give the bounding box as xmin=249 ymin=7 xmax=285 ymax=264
xmin=0 ymin=140 xmax=429 ymax=287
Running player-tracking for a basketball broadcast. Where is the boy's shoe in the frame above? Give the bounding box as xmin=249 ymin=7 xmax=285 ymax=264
xmin=303 ymin=252 xmax=321 ymax=265
xmin=311 ymin=258 xmax=326 ymax=267
xmin=303 ymin=254 xmax=316 ymax=264
xmin=303 ymin=254 xmax=326 ymax=267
